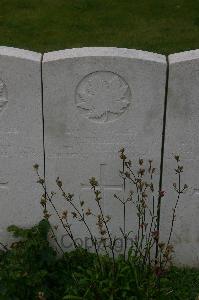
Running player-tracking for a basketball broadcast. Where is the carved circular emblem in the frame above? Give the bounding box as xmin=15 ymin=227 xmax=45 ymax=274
xmin=75 ymin=71 xmax=131 ymax=122
xmin=0 ymin=80 xmax=8 ymax=114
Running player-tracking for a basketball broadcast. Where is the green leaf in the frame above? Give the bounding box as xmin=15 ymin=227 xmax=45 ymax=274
xmin=63 ymin=296 xmax=83 ymax=300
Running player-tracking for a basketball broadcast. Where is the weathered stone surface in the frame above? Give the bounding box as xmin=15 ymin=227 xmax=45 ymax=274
xmin=163 ymin=50 xmax=199 ymax=266
xmin=0 ymin=47 xmax=43 ymax=245
xmin=43 ymin=47 xmax=167 ymax=251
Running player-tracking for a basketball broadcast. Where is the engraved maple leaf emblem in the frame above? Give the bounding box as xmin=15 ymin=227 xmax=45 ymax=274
xmin=0 ymin=80 xmax=8 ymax=113
xmin=76 ymin=73 xmax=130 ymax=122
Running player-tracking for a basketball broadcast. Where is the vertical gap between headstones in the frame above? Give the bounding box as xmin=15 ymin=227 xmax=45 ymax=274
xmin=157 ymin=55 xmax=169 ymax=231
xmin=40 ymin=53 xmax=46 ymax=184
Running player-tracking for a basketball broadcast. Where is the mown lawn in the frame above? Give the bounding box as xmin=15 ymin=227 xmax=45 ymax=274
xmin=0 ymin=0 xmax=199 ymax=54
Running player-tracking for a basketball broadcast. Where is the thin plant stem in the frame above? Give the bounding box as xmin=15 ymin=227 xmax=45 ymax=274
xmin=35 ymin=169 xmax=77 ymax=250
xmin=122 ymin=157 xmax=127 ymax=260
xmin=95 ymin=196 xmax=116 ymax=268
xmin=0 ymin=242 xmax=8 ymax=251
xmin=59 ymin=186 xmax=103 ymax=271
xmin=167 ymin=172 xmax=181 ymax=247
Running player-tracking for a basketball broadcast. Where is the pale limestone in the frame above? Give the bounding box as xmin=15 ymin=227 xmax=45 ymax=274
xmin=43 ymin=47 xmax=167 ymax=251
xmin=0 ymin=47 xmax=43 ymax=245
xmin=163 ymin=50 xmax=199 ymax=266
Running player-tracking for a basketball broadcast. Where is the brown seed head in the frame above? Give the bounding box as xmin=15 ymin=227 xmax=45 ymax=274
xmin=56 ymin=177 xmax=62 ymax=188
xmin=139 ymin=158 xmax=144 ymax=165
xmin=33 ymin=164 xmax=39 ymax=170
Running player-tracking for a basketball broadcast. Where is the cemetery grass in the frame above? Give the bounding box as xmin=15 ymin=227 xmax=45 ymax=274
xmin=0 ymin=220 xmax=199 ymax=299
xmin=1 ymin=0 xmax=199 ymax=54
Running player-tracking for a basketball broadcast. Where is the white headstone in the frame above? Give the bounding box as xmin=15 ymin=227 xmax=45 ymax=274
xmin=43 ymin=47 xmax=167 ymax=252
xmin=163 ymin=50 xmax=199 ymax=266
xmin=0 ymin=47 xmax=43 ymax=245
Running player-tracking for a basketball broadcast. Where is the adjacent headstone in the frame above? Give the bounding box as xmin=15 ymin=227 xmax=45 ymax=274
xmin=0 ymin=47 xmax=43 ymax=245
xmin=163 ymin=50 xmax=199 ymax=266
xmin=42 ymin=47 xmax=167 ymax=252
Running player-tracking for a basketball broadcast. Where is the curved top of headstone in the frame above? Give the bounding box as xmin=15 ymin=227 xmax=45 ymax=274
xmin=169 ymin=49 xmax=199 ymax=64
xmin=43 ymin=47 xmax=166 ymax=63
xmin=0 ymin=46 xmax=41 ymax=62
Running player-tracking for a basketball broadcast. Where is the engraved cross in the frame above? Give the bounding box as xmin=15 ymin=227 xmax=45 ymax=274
xmin=80 ymin=163 xmax=122 ymax=202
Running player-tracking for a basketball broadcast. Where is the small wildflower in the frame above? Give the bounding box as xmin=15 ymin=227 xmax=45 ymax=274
xmin=40 ymin=195 xmax=47 ymax=207
xmin=119 ymin=148 xmax=127 ymax=160
xmin=33 ymin=163 xmax=39 ymax=170
xmin=62 ymin=192 xmax=67 ymax=197
xmin=139 ymin=158 xmax=144 ymax=165
xmin=37 ymin=178 xmax=45 ymax=185
xmin=71 ymin=212 xmax=77 ymax=218
xmin=141 ymin=200 xmax=147 ymax=208
xmin=159 ymin=190 xmax=165 ymax=197
xmin=125 ymin=171 xmax=130 ymax=178
xmin=43 ymin=209 xmax=51 ymax=220
xmin=89 ymin=177 xmax=99 ymax=188
xmin=80 ymin=200 xmax=84 ymax=207
xmin=142 ymin=192 xmax=148 ymax=198
xmin=95 ymin=190 xmax=101 ymax=197
xmin=138 ymin=180 xmax=145 ymax=191
xmin=43 ymin=211 xmax=51 ymax=220
xmin=56 ymin=177 xmax=62 ymax=188
xmin=85 ymin=208 xmax=92 ymax=216
xmin=175 ymin=165 xmax=183 ymax=173
xmin=127 ymin=192 xmax=133 ymax=202
xmin=119 ymin=148 xmax=125 ymax=153
xmin=95 ymin=189 xmax=102 ymax=201
xmin=164 ymin=245 xmax=174 ymax=259
xmin=165 ymin=244 xmax=174 ymax=253
xmin=152 ymin=230 xmax=159 ymax=241
xmin=158 ymin=242 xmax=165 ymax=251
xmin=150 ymin=183 xmax=154 ymax=192
xmin=100 ymin=230 xmax=107 ymax=236
xmin=68 ymin=193 xmax=74 ymax=201
xmin=61 ymin=210 xmax=68 ymax=220
xmin=174 ymin=155 xmax=180 ymax=162
xmin=140 ymin=223 xmax=148 ymax=229
xmin=138 ymin=168 xmax=145 ymax=176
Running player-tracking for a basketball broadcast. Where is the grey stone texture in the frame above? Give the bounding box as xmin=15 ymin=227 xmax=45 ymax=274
xmin=1 ymin=45 xmax=197 ymax=266
xmin=42 ymin=47 xmax=167 ymax=250
xmin=163 ymin=50 xmax=199 ymax=266
xmin=0 ymin=47 xmax=43 ymax=244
